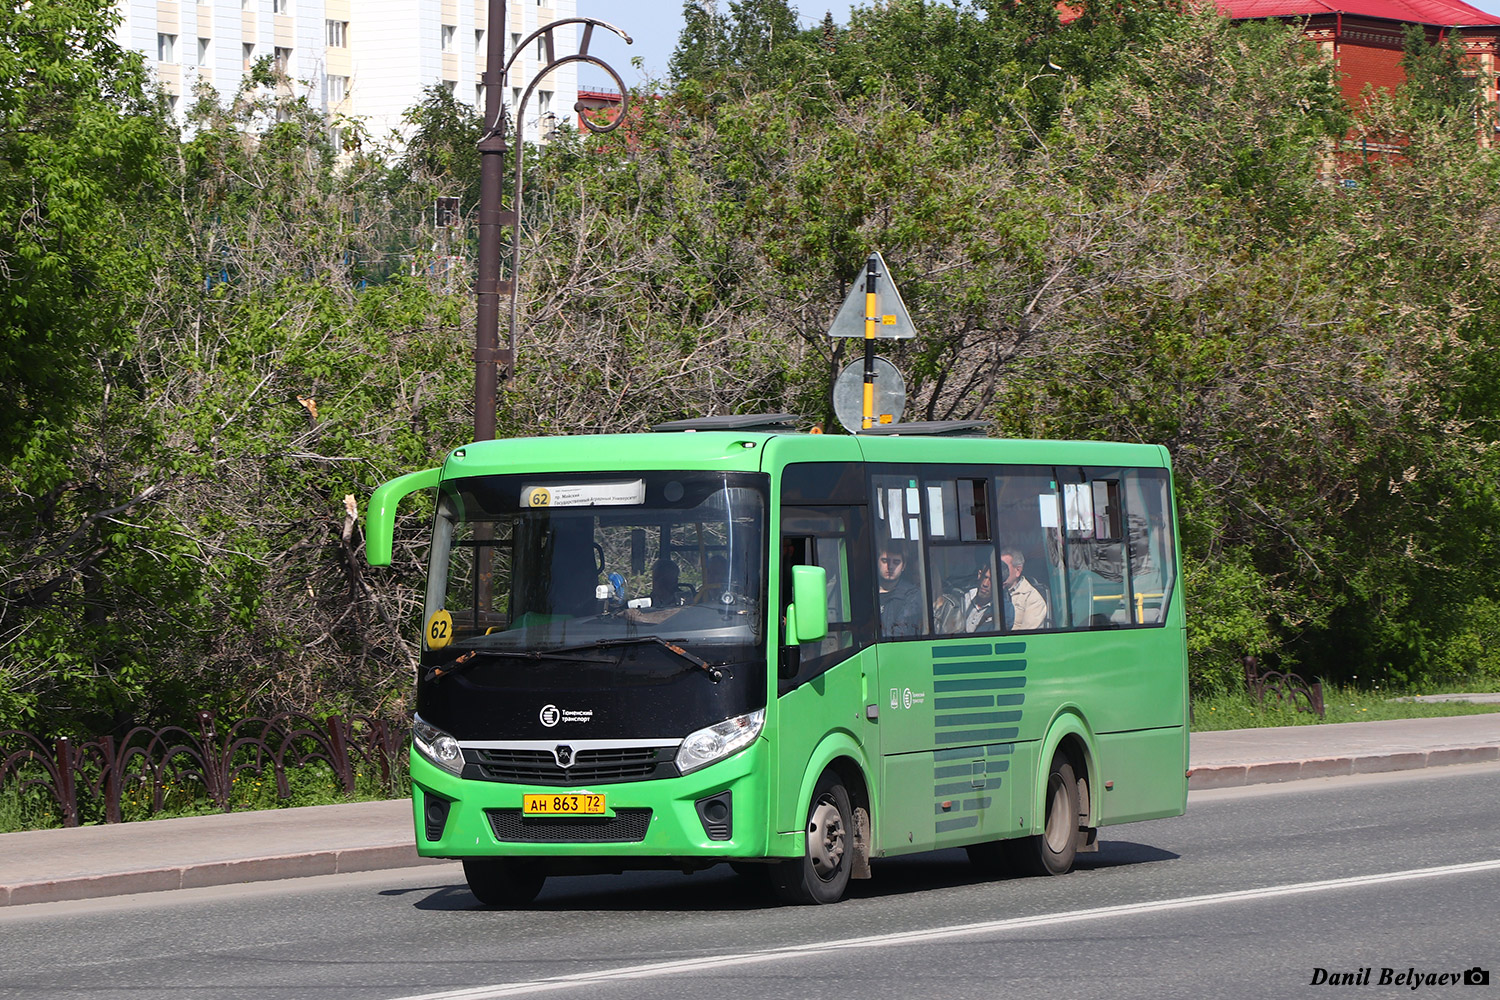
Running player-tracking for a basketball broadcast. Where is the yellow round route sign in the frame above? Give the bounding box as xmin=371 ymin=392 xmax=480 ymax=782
xmin=425 ymin=609 xmax=454 ymax=649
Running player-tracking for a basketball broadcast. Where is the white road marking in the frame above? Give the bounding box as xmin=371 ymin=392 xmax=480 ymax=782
xmin=389 ymin=858 xmax=1500 ymax=1000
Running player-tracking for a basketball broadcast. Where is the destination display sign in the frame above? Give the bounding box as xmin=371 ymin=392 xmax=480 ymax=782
xmin=521 ymin=480 xmax=646 ymax=508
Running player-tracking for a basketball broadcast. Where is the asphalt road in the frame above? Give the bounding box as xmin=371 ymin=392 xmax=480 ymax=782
xmin=1 ymin=763 xmax=1497 ymax=1000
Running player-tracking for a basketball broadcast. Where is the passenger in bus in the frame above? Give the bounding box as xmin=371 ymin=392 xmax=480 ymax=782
xmin=960 ymin=563 xmax=1014 ymax=633
xmin=696 ymin=555 xmax=728 ymax=604
xmin=1001 ymin=548 xmax=1047 ymax=630
xmin=930 ymin=586 xmax=964 ymax=634
xmin=877 ymin=541 xmax=922 ymax=637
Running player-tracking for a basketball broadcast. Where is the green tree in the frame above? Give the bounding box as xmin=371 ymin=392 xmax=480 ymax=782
xmin=670 ymin=1 xmax=729 ymax=82
xmin=726 ymin=0 xmax=802 ymax=70
xmin=1 ymin=57 xmax=474 ymax=735
xmin=1398 ymin=24 xmax=1478 ymax=120
xmin=0 ymin=0 xmax=169 ymax=482
xmin=398 ymin=85 xmax=485 ymax=209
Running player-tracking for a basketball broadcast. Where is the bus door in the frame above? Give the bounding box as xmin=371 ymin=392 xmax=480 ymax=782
xmin=778 ymin=506 xmax=869 ymax=696
xmin=776 ymin=504 xmax=879 ymax=843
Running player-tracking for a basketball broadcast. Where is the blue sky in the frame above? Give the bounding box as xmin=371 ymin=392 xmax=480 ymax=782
xmin=572 ymin=1 xmax=684 ymax=87
xmin=573 ymin=1 xmax=857 ymax=89
xmin=572 ymin=0 xmax=1500 ymax=90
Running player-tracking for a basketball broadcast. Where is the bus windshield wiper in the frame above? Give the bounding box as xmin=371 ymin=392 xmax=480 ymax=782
xmin=544 ymin=636 xmax=725 ymax=682
xmin=424 ymin=646 xmax=615 ymax=682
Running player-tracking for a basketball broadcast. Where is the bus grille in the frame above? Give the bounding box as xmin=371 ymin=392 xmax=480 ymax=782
xmin=468 ymin=746 xmax=677 ymax=784
xmin=486 ymin=808 xmax=653 ymax=843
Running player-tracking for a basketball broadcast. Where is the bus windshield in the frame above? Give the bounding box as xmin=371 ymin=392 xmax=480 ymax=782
xmin=425 ymin=471 xmax=767 ymax=658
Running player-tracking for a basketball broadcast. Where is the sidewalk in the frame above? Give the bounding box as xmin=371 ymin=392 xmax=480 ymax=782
xmin=2 ymin=714 xmax=1497 ymax=907
xmin=1187 ymin=712 xmax=1500 ymax=788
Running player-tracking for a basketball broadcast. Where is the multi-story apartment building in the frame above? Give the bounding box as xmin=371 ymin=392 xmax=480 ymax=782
xmin=112 ymin=0 xmax=578 ymax=144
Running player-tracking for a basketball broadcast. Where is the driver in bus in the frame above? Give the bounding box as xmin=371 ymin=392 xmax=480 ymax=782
xmin=877 ymin=540 xmax=922 ymax=637
xmin=650 ymin=557 xmax=683 ymax=608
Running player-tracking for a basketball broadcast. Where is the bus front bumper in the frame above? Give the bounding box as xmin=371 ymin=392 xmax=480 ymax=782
xmin=409 ymin=740 xmax=779 ymax=860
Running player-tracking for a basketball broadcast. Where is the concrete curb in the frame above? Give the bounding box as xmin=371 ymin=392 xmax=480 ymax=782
xmin=1 ymin=844 xmax=445 ymax=907
xmin=1187 ymin=745 xmax=1500 ymax=790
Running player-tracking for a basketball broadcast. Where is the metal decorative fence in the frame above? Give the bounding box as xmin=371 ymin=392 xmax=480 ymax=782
xmin=0 ymin=711 xmax=408 ymax=828
xmin=1243 ymin=655 xmax=1326 ymax=718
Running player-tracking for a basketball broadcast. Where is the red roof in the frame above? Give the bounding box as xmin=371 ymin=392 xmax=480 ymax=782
xmin=1221 ymin=0 xmax=1500 ymax=26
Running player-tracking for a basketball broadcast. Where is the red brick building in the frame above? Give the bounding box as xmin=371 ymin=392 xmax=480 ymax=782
xmin=1224 ymin=0 xmax=1500 ymax=132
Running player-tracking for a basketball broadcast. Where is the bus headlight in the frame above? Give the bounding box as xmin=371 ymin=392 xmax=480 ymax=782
xmin=412 ymin=714 xmax=464 ymax=776
xmin=675 ymin=709 xmax=764 ymax=775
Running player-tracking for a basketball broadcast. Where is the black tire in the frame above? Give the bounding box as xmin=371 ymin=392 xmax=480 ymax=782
xmin=1010 ymin=757 xmax=1081 ymax=877
xmin=463 ymin=857 xmax=546 ymax=907
xmin=771 ymin=772 xmax=853 ymax=904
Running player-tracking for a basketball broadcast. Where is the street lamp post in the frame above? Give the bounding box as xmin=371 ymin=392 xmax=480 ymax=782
xmin=471 ymin=5 xmax=631 ymax=442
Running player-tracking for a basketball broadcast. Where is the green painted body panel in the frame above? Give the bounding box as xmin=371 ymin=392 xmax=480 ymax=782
xmin=857 ymin=631 xmax=1187 ymax=852
xmin=872 ymin=639 xmax=1028 ymax=853
xmin=1093 ymin=728 xmax=1190 ymax=824
xmin=849 ymin=435 xmax=1168 ymax=470
xmin=383 ymin=429 xmax=1187 ymax=866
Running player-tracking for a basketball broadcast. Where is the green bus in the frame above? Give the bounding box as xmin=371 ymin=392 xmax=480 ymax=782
xmin=366 ymin=416 xmax=1187 ymax=905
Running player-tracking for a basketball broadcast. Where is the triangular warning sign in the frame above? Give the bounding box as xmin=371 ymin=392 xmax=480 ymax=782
xmin=826 ymin=251 xmax=918 ymax=340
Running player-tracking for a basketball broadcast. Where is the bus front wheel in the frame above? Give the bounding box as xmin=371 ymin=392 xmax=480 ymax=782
xmin=463 ymin=857 xmax=546 ymax=907
xmin=771 ymin=771 xmax=853 ymax=905
xmin=1011 ymin=756 xmax=1081 ymax=877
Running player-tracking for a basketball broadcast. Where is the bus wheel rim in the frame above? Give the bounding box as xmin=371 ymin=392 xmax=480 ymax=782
xmin=808 ymin=795 xmax=845 ymax=880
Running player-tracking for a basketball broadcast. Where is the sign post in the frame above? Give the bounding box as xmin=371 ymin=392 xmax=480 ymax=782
xmin=861 ymin=257 xmax=878 ymax=429
xmin=827 ymin=250 xmax=917 ymax=432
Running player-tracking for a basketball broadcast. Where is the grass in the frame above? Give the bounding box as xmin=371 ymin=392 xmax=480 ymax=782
xmin=1191 ymin=681 xmax=1500 ymax=731
xmin=0 ymin=760 xmax=407 ymax=834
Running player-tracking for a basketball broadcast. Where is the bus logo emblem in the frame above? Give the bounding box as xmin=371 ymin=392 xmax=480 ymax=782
xmin=554 ymin=745 xmax=574 ymax=767
xmin=539 ymin=704 xmax=561 ymax=727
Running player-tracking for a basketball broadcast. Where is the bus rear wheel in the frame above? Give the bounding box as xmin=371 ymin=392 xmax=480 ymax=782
xmin=463 ymin=858 xmax=546 ymax=907
xmin=1010 ymin=756 xmax=1081 ymax=877
xmin=771 ymin=771 xmax=853 ymax=905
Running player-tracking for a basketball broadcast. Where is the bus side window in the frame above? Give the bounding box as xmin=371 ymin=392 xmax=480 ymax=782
xmin=1061 ymin=472 xmax=1130 ymax=626
xmin=927 ymin=544 xmax=1000 ymax=635
xmin=871 ymin=475 xmax=930 ymax=638
xmin=993 ymin=470 xmax=1062 ymax=631
xmin=924 ymin=476 xmax=1000 ymax=635
xmin=1124 ymin=469 xmax=1175 ymax=624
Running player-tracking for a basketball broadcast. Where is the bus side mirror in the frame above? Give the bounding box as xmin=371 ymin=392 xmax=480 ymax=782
xmin=365 ymin=467 xmax=441 ymax=566
xmin=786 ymin=565 xmax=828 ymax=643
xmin=631 ymin=529 xmax=646 ymax=576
